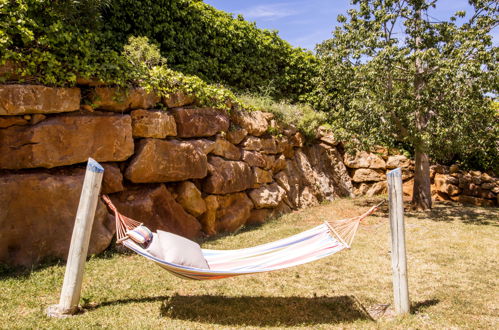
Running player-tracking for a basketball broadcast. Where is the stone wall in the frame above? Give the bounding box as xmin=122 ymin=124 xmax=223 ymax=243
xmin=0 ymin=84 xmax=353 ymax=266
xmin=1 ymin=83 xmax=497 ymax=267
xmin=344 ymin=150 xmax=499 ymax=207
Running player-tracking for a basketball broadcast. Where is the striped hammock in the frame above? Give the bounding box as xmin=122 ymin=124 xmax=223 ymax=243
xmin=102 ymin=196 xmax=380 ymax=281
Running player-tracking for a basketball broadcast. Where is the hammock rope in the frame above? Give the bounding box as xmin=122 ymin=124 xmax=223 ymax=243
xmin=102 ymin=195 xmax=382 ymax=280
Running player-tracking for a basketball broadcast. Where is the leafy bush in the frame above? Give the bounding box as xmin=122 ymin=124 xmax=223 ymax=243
xmin=0 ymin=0 xmax=317 ymax=103
xmin=238 ymin=94 xmax=327 ymax=140
xmin=101 ymin=0 xmax=317 ymax=102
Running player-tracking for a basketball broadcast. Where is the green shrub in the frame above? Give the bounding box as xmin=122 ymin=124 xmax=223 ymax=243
xmin=239 ymin=94 xmax=327 ymax=140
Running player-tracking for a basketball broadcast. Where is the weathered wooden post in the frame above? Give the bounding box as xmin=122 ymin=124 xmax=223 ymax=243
xmin=47 ymin=158 xmax=104 ymax=317
xmin=387 ymin=168 xmax=410 ymax=314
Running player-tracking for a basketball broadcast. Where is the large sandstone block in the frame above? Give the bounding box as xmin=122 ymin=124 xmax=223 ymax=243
xmin=89 ymin=87 xmax=160 ymax=112
xmin=302 ymin=144 xmax=354 ymax=199
xmin=172 ymin=108 xmax=229 ymax=138
xmin=241 ymin=136 xmax=278 ymax=154
xmin=200 ymin=195 xmax=219 ymax=236
xmin=249 ymin=183 xmax=286 ymax=209
xmin=344 ymin=151 xmax=386 ymax=169
xmin=434 ymin=174 xmax=461 ymax=196
xmin=0 ymin=85 xmax=80 ymax=116
xmin=351 ymin=168 xmax=386 ymax=182
xmin=241 ymin=150 xmax=274 ymax=169
xmin=215 ymin=192 xmax=254 ymax=232
xmin=386 ymin=155 xmax=411 ymax=169
xmin=231 ymin=110 xmax=269 ymax=136
xmin=109 ymin=185 xmax=201 ymax=240
xmin=175 ymin=181 xmax=207 ymax=217
xmin=203 ymin=156 xmax=254 ymax=194
xmin=126 ymin=139 xmax=207 ymax=183
xmin=0 ymin=170 xmax=114 ymax=266
xmin=212 ymin=138 xmax=241 ymax=160
xmin=101 ymin=163 xmax=125 ymax=194
xmin=131 ymin=109 xmax=177 ymax=138
xmin=162 ymin=91 xmax=195 ymax=108
xmin=226 ymin=128 xmax=248 ymax=145
xmin=0 ymin=115 xmax=134 ymax=169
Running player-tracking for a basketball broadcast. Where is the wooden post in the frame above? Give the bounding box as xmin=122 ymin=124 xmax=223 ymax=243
xmin=47 ymin=158 xmax=104 ymax=318
xmin=387 ymin=168 xmax=410 ymax=314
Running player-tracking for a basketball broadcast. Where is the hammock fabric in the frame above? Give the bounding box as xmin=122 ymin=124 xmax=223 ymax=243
xmin=102 ymin=196 xmax=380 ymax=281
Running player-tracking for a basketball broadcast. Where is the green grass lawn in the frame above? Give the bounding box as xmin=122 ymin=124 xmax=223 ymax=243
xmin=1 ymin=197 xmax=498 ymax=329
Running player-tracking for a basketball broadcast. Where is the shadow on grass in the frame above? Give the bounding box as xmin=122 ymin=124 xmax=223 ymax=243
xmin=91 ymin=294 xmax=374 ymax=326
xmin=411 ymin=298 xmax=440 ymax=313
xmin=407 ymin=202 xmax=498 ymax=226
xmin=159 ymin=294 xmax=373 ymax=326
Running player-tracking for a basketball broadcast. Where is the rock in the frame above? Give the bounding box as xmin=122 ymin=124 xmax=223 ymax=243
xmin=0 ymin=85 xmax=80 ymax=115
xmin=246 ymin=208 xmax=273 ymax=225
xmin=175 ymin=181 xmax=207 ymax=217
xmin=433 ymin=191 xmax=450 ymax=202
xmin=241 ymin=136 xmax=278 ymax=154
xmin=0 ymin=116 xmax=28 ymax=128
xmin=449 ymin=164 xmax=460 ymax=174
xmin=493 ymin=186 xmax=499 ymax=194
xmin=0 ymin=114 xmax=134 ymax=169
xmin=131 ymin=109 xmax=177 ymax=138
xmin=212 ymin=138 xmax=241 ymax=160
xmin=172 ymin=108 xmax=230 ymax=138
xmin=30 ymin=114 xmax=46 ymax=125
xmin=200 ymin=195 xmax=218 ymax=236
xmin=344 ymin=151 xmax=386 ymax=169
xmin=451 ymin=195 xmax=495 ymax=207
xmin=215 ymin=192 xmax=253 ymax=232
xmin=481 ymin=182 xmax=495 ymax=190
xmin=478 ymin=189 xmax=496 ymax=200
xmin=317 ymin=126 xmax=340 ymax=146
xmin=162 ymin=91 xmax=195 ymax=108
xmin=253 ymin=167 xmax=273 ymax=185
xmin=110 ymin=185 xmax=201 ymax=239
xmin=354 ymin=183 xmax=370 ymax=196
xmin=351 ymin=169 xmax=386 ymax=182
xmin=432 ymin=164 xmax=449 ymax=175
xmin=203 ymin=156 xmax=254 ymax=194
xmin=470 ymin=170 xmax=481 ymax=177
xmin=226 ymin=128 xmax=248 ymax=145
xmin=125 ymin=139 xmax=207 ymax=183
xmin=433 ymin=174 xmax=461 ymax=196
xmin=249 ymin=183 xmax=286 ymax=209
xmin=480 ymin=173 xmax=494 ymax=183
xmin=386 ymin=155 xmax=411 ymax=169
xmin=289 ymin=132 xmax=305 ymax=148
xmin=403 ymin=179 xmax=414 ymax=198
xmin=186 ymin=139 xmax=216 ymax=155
xmin=302 ymin=144 xmax=354 ymax=198
xmin=272 ymin=155 xmax=287 ymax=172
xmin=241 ymin=150 xmax=274 ymax=169
xmin=89 ymin=87 xmax=160 ymax=112
xmin=101 ymin=163 xmax=125 ymax=194
xmin=365 ymin=182 xmax=387 ymax=197
xmin=0 ymin=170 xmax=114 ymax=266
xmin=230 ymin=110 xmax=269 ymax=136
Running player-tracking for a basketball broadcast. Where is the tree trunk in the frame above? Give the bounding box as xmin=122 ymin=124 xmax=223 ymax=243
xmin=412 ymin=149 xmax=432 ymax=210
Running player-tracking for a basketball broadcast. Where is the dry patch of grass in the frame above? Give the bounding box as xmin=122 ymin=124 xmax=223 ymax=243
xmin=1 ymin=197 xmax=497 ymax=329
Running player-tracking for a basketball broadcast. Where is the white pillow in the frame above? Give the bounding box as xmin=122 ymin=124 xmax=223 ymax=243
xmin=145 ymin=233 xmax=162 ymax=258
xmin=151 ymin=230 xmax=210 ymax=269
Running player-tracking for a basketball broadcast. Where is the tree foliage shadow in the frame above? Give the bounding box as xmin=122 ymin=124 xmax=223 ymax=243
xmin=406 ymin=202 xmax=498 ymax=226
xmin=156 ymin=294 xmax=373 ymax=326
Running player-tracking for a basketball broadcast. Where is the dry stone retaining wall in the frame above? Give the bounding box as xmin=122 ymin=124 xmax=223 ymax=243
xmin=0 ymin=84 xmax=353 ymax=266
xmin=1 ymin=83 xmax=497 ymax=266
xmin=344 ymin=150 xmax=499 ymax=207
